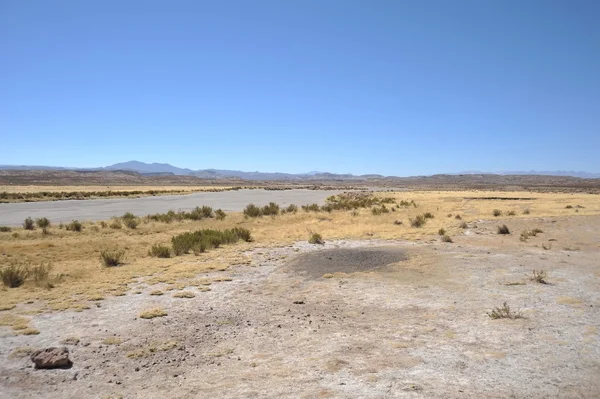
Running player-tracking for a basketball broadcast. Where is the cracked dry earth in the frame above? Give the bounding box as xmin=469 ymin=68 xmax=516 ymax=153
xmin=1 ymin=216 xmax=600 ymax=398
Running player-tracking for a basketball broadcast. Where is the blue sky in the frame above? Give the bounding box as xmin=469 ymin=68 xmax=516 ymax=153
xmin=1 ymin=0 xmax=599 ymax=176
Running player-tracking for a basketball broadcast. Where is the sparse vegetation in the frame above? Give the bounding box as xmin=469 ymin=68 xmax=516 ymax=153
xmin=497 ymin=224 xmax=510 ymax=235
xmin=523 ymin=208 xmax=530 ymax=214
xmin=173 ymin=291 xmax=195 ymax=298
xmin=109 ymin=219 xmax=122 ymax=229
xmin=301 ymin=203 xmax=321 ymax=212
xmin=393 ymin=220 xmax=403 ymax=225
xmin=0 ymin=226 xmax=12 ymax=232
xmin=121 ymin=212 xmax=139 ymax=229
xmin=460 ymin=222 xmax=468 ymax=229
xmin=487 ymin=302 xmax=523 ymax=319
xmin=565 ymin=205 xmax=573 ymax=209
xmin=23 ymin=217 xmax=35 ymax=230
xmin=520 ymin=228 xmax=543 ymax=241
xmin=148 ymin=244 xmax=171 ymax=258
xmin=423 ymin=212 xmax=434 ymax=219
xmin=261 ymin=202 xmax=280 ymax=216
xmin=530 ymin=270 xmax=548 ymax=284
xmin=493 ymin=209 xmax=502 ymax=217
xmin=285 ymin=204 xmax=298 ymax=213
xmin=438 ymin=228 xmax=446 ymax=236
xmin=507 ymin=210 xmax=516 ymax=216
xmin=542 ymin=243 xmax=552 ymax=250
xmin=441 ymin=235 xmax=453 ymax=243
xmin=101 ymin=249 xmax=125 ymax=267
xmin=455 ymin=214 xmax=462 ymax=220
xmin=308 ymin=232 xmax=324 ymax=245
xmin=243 ymin=203 xmax=262 ymax=218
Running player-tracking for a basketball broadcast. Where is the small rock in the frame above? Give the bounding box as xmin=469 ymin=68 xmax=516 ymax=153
xmin=31 ymin=347 xmax=72 ymax=369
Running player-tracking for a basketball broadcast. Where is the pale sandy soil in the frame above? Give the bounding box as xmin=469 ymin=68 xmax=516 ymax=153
xmin=1 ymin=214 xmax=599 ymax=398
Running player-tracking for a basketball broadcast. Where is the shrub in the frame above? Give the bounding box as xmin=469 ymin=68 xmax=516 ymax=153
xmin=101 ymin=249 xmax=125 ymax=267
xmin=308 ymin=232 xmax=324 ymax=245
xmin=200 ymin=206 xmax=213 ymax=218
xmin=460 ymin=222 xmax=468 ymax=229
xmin=30 ymin=263 xmax=56 ymax=289
xmin=66 ymin=220 xmax=83 ymax=232
xmin=35 ymin=217 xmax=51 ymax=234
xmin=0 ymin=263 xmax=29 ymax=288
xmin=123 ymin=217 xmax=138 ymax=229
xmin=455 ymin=214 xmax=462 ymax=220
xmin=441 ymin=235 xmax=453 ymax=243
xmin=23 ymin=217 xmax=35 ymax=230
xmin=423 ymin=212 xmax=434 ymax=219
xmin=321 ymin=204 xmax=334 ymax=213
xmin=487 ymin=302 xmax=523 ymax=319
xmin=243 ymin=203 xmax=262 ymax=218
xmin=493 ymin=209 xmax=502 ymax=217
xmin=438 ymin=228 xmax=446 ymax=236
xmin=565 ymin=205 xmax=573 ymax=209
xmin=99 ymin=221 xmax=108 ymax=228
xmin=523 ymin=208 xmax=530 ymax=215
xmin=261 ymin=202 xmax=280 ymax=216
xmin=0 ymin=226 xmax=12 ymax=232
xmin=285 ymin=204 xmax=298 ymax=214
xmin=139 ymin=307 xmax=167 ymax=319
xmin=171 ymin=228 xmax=252 ymax=256
xmin=231 ymin=227 xmax=252 ymax=242
xmin=393 ymin=220 xmax=403 ymax=225
xmin=149 ymin=244 xmax=171 ymax=258
xmin=410 ymin=215 xmax=426 ymax=228
xmin=350 ymin=210 xmax=359 ymax=217
xmin=122 ymin=212 xmax=136 ymax=220
xmin=530 ymin=269 xmax=547 ymax=284
xmin=497 ymin=224 xmax=510 ymax=235
xmin=173 ymin=291 xmax=195 ymax=298
xmin=301 ymin=203 xmax=320 ymax=212
xmin=215 ymin=209 xmax=226 ymax=220
xmin=507 ymin=211 xmax=516 ymax=216
xmin=109 ymin=219 xmax=122 ymax=229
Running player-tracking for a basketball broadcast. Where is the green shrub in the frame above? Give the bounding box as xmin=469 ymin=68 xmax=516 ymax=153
xmin=231 ymin=227 xmax=252 ymax=242
xmin=171 ymin=228 xmax=252 ymax=256
xmin=243 ymin=203 xmax=262 ymax=218
xmin=493 ymin=209 xmax=502 ymax=217
xmin=101 ymin=249 xmax=125 ymax=267
xmin=308 ymin=232 xmax=324 ymax=245
xmin=35 ymin=217 xmax=51 ymax=233
xmin=66 ymin=220 xmax=83 ymax=232
xmin=285 ymin=204 xmax=298 ymax=214
xmin=0 ymin=226 xmax=11 ymax=232
xmin=122 ymin=212 xmax=136 ymax=220
xmin=321 ymin=204 xmax=333 ymax=213
xmin=200 ymin=206 xmax=213 ymax=218
xmin=215 ymin=209 xmax=226 ymax=220
xmin=149 ymin=244 xmax=171 ymax=258
xmin=261 ymin=202 xmax=280 ymax=216
xmin=301 ymin=203 xmax=321 ymax=212
xmin=0 ymin=263 xmax=29 ymax=288
xmin=123 ymin=217 xmax=138 ymax=229
xmin=23 ymin=217 xmax=35 ymax=230
xmin=497 ymin=224 xmax=510 ymax=235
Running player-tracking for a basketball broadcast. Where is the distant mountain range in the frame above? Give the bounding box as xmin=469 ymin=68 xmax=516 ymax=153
xmin=0 ymin=161 xmax=599 ymax=180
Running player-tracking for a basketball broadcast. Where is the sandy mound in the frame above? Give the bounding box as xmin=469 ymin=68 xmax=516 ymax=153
xmin=285 ymin=246 xmax=408 ymax=278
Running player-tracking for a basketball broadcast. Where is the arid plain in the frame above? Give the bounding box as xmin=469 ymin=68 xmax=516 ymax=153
xmin=1 ymin=185 xmax=599 ymax=398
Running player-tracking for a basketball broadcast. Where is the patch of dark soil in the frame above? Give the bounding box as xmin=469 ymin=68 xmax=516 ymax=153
xmin=286 ymin=247 xmax=408 ymax=278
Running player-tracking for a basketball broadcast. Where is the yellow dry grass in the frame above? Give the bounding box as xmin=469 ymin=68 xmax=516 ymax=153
xmin=139 ymin=307 xmax=168 ymax=319
xmin=0 ymin=190 xmax=599 ymax=320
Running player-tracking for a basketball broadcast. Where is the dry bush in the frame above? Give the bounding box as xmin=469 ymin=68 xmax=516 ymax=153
xmin=507 ymin=210 xmax=516 ymax=216
xmin=393 ymin=220 xmax=403 ymax=225
xmin=0 ymin=226 xmax=12 ymax=232
xmin=410 ymin=215 xmax=426 ymax=228
xmin=441 ymin=235 xmax=453 ymax=243
xmin=523 ymin=208 xmax=530 ymax=214
xmin=285 ymin=204 xmax=298 ymax=214
xmin=109 ymin=219 xmax=122 ymax=229
xmin=215 ymin=209 xmax=226 ymax=220
xmin=460 ymin=222 xmax=468 ymax=229
xmin=139 ymin=308 xmax=167 ymax=319
xmin=454 ymin=214 xmax=462 ymax=220
xmin=66 ymin=220 xmax=83 ymax=232
xmin=0 ymin=263 xmax=29 ymax=288
xmin=438 ymin=228 xmax=446 ymax=236
xmin=530 ymin=270 xmax=548 ymax=284
xmin=487 ymin=302 xmax=523 ymax=319
xmin=101 ymin=249 xmax=125 ymax=267
xmin=173 ymin=291 xmax=195 ymax=298
xmin=493 ymin=209 xmax=502 ymax=217
xmin=497 ymin=224 xmax=510 ymax=235
xmin=308 ymin=232 xmax=324 ymax=245
xmin=423 ymin=212 xmax=434 ymax=219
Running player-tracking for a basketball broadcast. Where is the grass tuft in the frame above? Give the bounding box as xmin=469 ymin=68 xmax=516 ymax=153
xmin=308 ymin=232 xmax=324 ymax=245
xmin=493 ymin=209 xmax=502 ymax=217
xmin=487 ymin=302 xmax=523 ymax=319
xmin=497 ymin=224 xmax=510 ymax=235
xmin=100 ymin=249 xmax=125 ymax=267
xmin=530 ymin=269 xmax=548 ymax=284
xmin=1 ymin=263 xmax=29 ymax=288
xmin=441 ymin=235 xmax=453 ymax=243
xmin=66 ymin=220 xmax=83 ymax=232
xmin=139 ymin=307 xmax=168 ymax=319
xmin=148 ymin=244 xmax=171 ymax=258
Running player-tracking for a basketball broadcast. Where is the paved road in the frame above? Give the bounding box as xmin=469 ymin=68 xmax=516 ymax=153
xmin=0 ymin=189 xmax=345 ymax=226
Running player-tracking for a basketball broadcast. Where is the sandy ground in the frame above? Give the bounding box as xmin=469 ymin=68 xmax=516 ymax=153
xmin=1 ymin=214 xmax=599 ymax=398
xmin=0 ymin=189 xmax=345 ymax=226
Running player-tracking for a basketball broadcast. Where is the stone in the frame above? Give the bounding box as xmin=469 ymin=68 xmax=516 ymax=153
xmin=31 ymin=347 xmax=72 ymax=369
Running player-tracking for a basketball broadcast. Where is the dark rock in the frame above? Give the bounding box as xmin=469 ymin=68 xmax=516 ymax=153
xmin=31 ymin=347 xmax=72 ymax=369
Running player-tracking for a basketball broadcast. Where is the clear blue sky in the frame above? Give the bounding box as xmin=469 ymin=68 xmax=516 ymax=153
xmin=1 ymin=0 xmax=599 ymax=176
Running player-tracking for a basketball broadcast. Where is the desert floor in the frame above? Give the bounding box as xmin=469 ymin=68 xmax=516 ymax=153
xmin=1 ymin=190 xmax=599 ymax=398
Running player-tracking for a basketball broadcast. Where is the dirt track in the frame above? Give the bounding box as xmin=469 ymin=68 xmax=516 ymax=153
xmin=1 ymin=215 xmax=599 ymax=398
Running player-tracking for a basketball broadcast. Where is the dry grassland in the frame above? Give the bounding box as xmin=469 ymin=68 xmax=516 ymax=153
xmin=1 ymin=190 xmax=599 ymax=326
